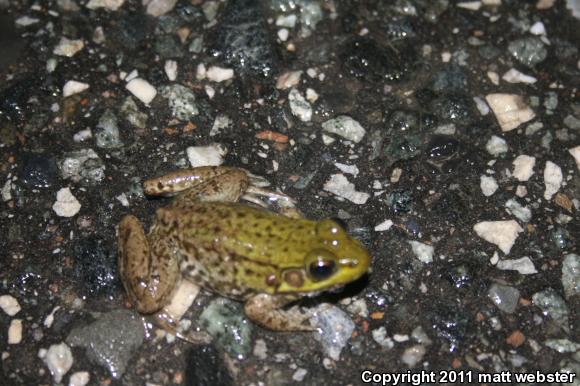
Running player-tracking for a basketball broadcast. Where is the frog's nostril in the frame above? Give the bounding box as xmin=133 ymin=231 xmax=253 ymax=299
xmin=157 ymin=182 xmax=164 ymax=190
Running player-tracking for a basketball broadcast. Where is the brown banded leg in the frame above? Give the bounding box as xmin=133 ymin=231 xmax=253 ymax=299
xmin=244 ymin=294 xmax=315 ymax=331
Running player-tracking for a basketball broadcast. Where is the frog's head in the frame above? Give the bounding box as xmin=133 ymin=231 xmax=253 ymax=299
xmin=278 ymin=219 xmax=371 ymax=294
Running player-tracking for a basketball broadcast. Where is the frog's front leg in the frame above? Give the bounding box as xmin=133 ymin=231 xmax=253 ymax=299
xmin=244 ymin=294 xmax=315 ymax=331
xmin=118 ymin=214 xmax=180 ymax=314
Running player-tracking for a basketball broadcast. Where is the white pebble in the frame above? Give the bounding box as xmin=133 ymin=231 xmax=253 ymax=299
xmin=306 ymin=88 xmax=319 ymax=103
xmin=473 ymin=220 xmax=523 ymax=254
xmin=480 ymin=175 xmax=499 ymax=196
xmin=8 ymin=319 xmax=22 ymax=344
xmin=530 ymin=21 xmax=546 ymax=35
xmin=52 ymin=188 xmax=81 ymax=217
xmin=408 ymin=241 xmax=434 ymax=263
xmin=323 ymin=174 xmax=370 ymax=204
xmin=68 ymin=371 xmax=90 ymax=386
xmin=512 ymin=155 xmax=536 ymax=181
xmin=485 ymin=93 xmax=536 ymax=132
xmin=292 ymin=368 xmax=308 ymax=382
xmin=277 ymin=28 xmax=289 ymax=42
xmin=334 ymin=162 xmax=359 ymax=176
xmin=401 ymin=345 xmax=426 ymax=368
xmin=502 ymin=68 xmax=537 ymax=84
xmin=276 ymin=70 xmax=302 ymax=89
xmin=322 ymin=116 xmax=366 ymax=143
xmin=515 ymin=185 xmax=527 ymax=198
xmin=206 ymin=66 xmax=234 ymax=82
xmin=505 ymin=199 xmax=532 ymax=223
xmin=186 ymin=144 xmax=226 ymax=167
xmin=496 ymin=257 xmax=537 ymax=274
xmin=86 ymin=0 xmax=125 ymax=10
xmin=457 ymin=1 xmax=482 ymax=10
xmin=15 ymin=16 xmax=40 ymax=26
xmin=43 ymin=343 xmax=73 ymax=383
xmin=0 ymin=295 xmax=21 ymax=316
xmin=63 ymin=80 xmax=89 ymax=97
xmin=473 ymin=96 xmax=490 ymax=115
xmin=164 ymin=60 xmax=178 ymax=81
xmin=276 ymin=14 xmax=297 ymax=28
xmin=145 ymin=0 xmax=177 ymax=17
xmin=126 ymin=78 xmax=157 ymax=105
xmin=568 ymin=146 xmax=580 ymax=171
xmin=53 ymin=37 xmax=84 ymax=57
xmin=543 ymin=161 xmax=562 ymax=200
xmin=374 ymin=219 xmax=394 ymax=232
xmin=288 ymin=88 xmax=312 ymax=122
xmin=485 ymin=135 xmax=508 ymax=156
xmin=487 ymin=71 xmax=500 ymax=85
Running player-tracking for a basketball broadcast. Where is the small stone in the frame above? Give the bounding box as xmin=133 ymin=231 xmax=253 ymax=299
xmin=474 ymin=220 xmax=523 ymax=254
xmin=252 ymin=339 xmax=267 ymax=360
xmin=334 ymin=163 xmax=359 ymax=176
xmin=53 ymin=188 xmax=81 ymax=217
xmin=53 ymin=37 xmax=84 ymax=57
xmin=543 ymin=161 xmax=562 ymax=200
xmin=15 ymin=16 xmax=39 ymax=26
xmin=485 ymin=94 xmax=536 ymax=132
xmin=496 ymin=257 xmax=537 ymax=274
xmin=544 ymin=339 xmax=580 ymax=353
xmin=68 ymin=371 xmax=90 ymax=386
xmin=502 ymin=68 xmax=537 ymax=84
xmin=401 ymin=345 xmax=426 ymax=368
xmin=312 ymin=304 xmax=355 ymax=360
xmin=529 ymin=21 xmax=546 ymax=35
xmin=508 ymin=37 xmax=548 ymax=67
xmin=485 ymin=135 xmax=508 ymax=156
xmin=505 ymin=199 xmax=532 ymax=223
xmin=43 ymin=343 xmax=73 ymax=383
xmin=86 ymin=0 xmax=124 ymax=10
xmin=372 ymin=327 xmax=394 ymax=349
xmin=0 ymin=295 xmax=21 ymax=316
xmin=160 ymin=84 xmax=199 ymax=121
xmin=63 ymin=80 xmax=89 ymax=97
xmin=506 ymin=330 xmax=525 ymax=347
xmin=562 ymin=254 xmax=580 ymax=299
xmin=206 ymin=66 xmax=234 ymax=82
xmin=292 ymin=368 xmax=308 ymax=382
xmin=186 ymin=144 xmax=226 ymax=167
xmin=480 ymin=175 xmax=499 ymax=196
xmin=126 ymin=78 xmax=157 ymax=105
xmin=323 ymin=174 xmax=370 ymax=204
xmin=276 ymin=70 xmax=302 ymax=89
xmin=322 ymin=116 xmax=366 ymax=143
xmin=408 ymin=241 xmax=434 ymax=264
xmin=374 ymin=219 xmax=394 ymax=232
xmin=532 ymin=289 xmax=569 ymax=329
xmin=488 ymin=283 xmax=520 ymax=313
xmin=568 ymin=146 xmax=580 ymax=171
xmin=144 ymin=0 xmax=177 ymax=17
xmin=512 ymin=155 xmax=535 ymax=181
xmin=95 ymin=110 xmax=122 ymax=149
xmin=8 ymin=319 xmax=22 ymax=344
xmin=209 ymin=114 xmax=232 ymax=136
xmin=164 ymin=60 xmax=177 ymax=81
xmin=288 ymin=88 xmax=312 ymax=122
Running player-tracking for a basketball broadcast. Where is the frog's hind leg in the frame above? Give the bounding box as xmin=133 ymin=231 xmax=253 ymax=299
xmin=117 ymin=215 xmax=180 ymax=314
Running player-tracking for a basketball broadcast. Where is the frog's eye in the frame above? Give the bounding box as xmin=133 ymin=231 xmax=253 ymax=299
xmin=306 ymin=249 xmax=337 ymax=282
xmin=316 ymin=219 xmax=346 ymax=241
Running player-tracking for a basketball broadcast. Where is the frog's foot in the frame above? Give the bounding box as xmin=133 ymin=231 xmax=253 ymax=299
xmin=244 ymin=294 xmax=315 ymax=332
xmin=242 ymin=186 xmax=303 ymax=219
xmin=148 ymin=312 xmax=212 ymax=345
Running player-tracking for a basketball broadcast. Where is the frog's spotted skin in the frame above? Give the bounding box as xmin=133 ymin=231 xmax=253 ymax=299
xmin=118 ymin=166 xmax=371 ymax=332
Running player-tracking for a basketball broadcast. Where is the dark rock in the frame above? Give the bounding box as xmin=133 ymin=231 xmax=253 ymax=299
xmin=341 ymin=37 xmax=415 ymax=82
xmin=185 ymin=345 xmax=233 ymax=386
xmin=427 ymin=302 xmax=473 ymax=352
xmin=425 ymin=136 xmax=460 ymax=160
xmin=19 ymin=153 xmax=59 ymax=189
xmin=73 ymin=236 xmax=119 ymax=296
xmin=210 ymin=0 xmax=278 ymax=78
xmin=386 ymin=189 xmax=414 ymax=214
xmin=111 ymin=14 xmax=150 ymax=51
xmin=430 ymin=93 xmax=475 ymax=123
xmin=430 ymin=64 xmax=468 ymax=92
xmin=507 ymin=37 xmax=548 ymax=67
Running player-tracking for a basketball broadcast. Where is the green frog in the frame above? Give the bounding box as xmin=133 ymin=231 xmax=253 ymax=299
xmin=118 ymin=166 xmax=370 ymax=334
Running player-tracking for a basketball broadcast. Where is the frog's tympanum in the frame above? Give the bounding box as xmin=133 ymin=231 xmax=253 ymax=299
xmin=118 ymin=166 xmax=370 ymax=334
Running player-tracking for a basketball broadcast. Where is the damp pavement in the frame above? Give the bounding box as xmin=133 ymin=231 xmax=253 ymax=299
xmin=1 ymin=0 xmax=580 ymax=385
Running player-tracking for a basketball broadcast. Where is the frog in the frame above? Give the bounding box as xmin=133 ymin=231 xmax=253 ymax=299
xmin=117 ymin=166 xmax=371 ymax=336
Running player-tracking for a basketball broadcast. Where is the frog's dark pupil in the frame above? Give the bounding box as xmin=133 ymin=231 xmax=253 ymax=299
xmin=309 ymin=259 xmax=336 ymax=281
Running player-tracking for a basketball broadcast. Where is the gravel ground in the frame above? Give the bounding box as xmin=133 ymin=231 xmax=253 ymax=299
xmin=1 ymin=0 xmax=580 ymax=385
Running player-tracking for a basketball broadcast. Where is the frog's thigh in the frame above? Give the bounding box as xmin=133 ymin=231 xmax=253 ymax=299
xmin=244 ymin=294 xmax=314 ymax=331
xmin=118 ymin=215 xmax=180 ymax=314
xmin=171 ymin=168 xmax=251 ymax=206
